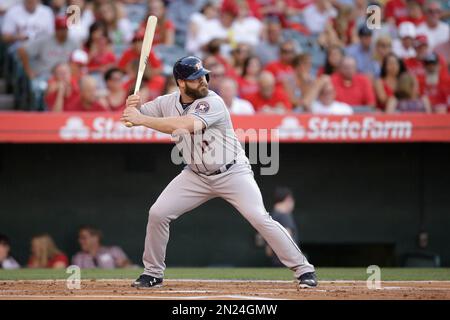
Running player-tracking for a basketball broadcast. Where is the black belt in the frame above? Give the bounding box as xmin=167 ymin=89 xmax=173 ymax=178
xmin=208 ymin=160 xmax=236 ymax=176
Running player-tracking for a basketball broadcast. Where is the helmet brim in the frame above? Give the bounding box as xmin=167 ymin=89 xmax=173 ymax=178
xmin=185 ymin=68 xmax=211 ymax=80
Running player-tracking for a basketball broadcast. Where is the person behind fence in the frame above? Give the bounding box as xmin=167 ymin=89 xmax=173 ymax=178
xmin=263 ymin=187 xmax=302 ymax=267
xmin=72 ymin=225 xmax=131 ymax=269
xmin=27 ymin=234 xmax=69 ymax=269
xmin=0 ymin=234 xmax=20 ymax=269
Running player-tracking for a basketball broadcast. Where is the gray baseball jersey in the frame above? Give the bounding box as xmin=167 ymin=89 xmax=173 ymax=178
xmin=141 ymin=90 xmax=245 ymax=175
xmin=138 ymin=89 xmax=315 ymax=280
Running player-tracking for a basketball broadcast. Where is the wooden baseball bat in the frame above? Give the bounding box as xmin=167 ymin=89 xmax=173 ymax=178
xmin=125 ymin=15 xmax=158 ymax=128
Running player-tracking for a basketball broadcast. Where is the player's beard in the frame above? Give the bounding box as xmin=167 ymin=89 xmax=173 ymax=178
xmin=185 ymin=83 xmax=209 ymax=100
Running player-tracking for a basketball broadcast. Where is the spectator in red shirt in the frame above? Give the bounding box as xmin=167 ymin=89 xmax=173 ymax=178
xmin=118 ymin=30 xmax=163 ymax=79
xmin=85 ymin=22 xmax=117 ymax=73
xmin=140 ymin=62 xmax=167 ymax=102
xmin=385 ymin=0 xmax=408 ymax=26
xmin=265 ymin=40 xmax=297 ymax=85
xmin=55 ymin=75 xmax=108 ymax=112
xmin=103 ymin=67 xmax=127 ymax=112
xmin=45 ymin=62 xmax=80 ymax=112
xmin=139 ymin=0 xmax=175 ymax=46
xmin=28 ymin=234 xmax=68 ymax=269
xmin=417 ymin=52 xmax=449 ymax=113
xmin=397 ymin=0 xmax=426 ymax=26
xmin=204 ymin=38 xmax=240 ymax=80
xmin=244 ymin=71 xmax=292 ymax=113
xmin=237 ymin=55 xmax=262 ymax=97
xmin=330 ymin=56 xmax=376 ymax=108
xmin=69 ymin=49 xmax=89 ymax=84
xmin=404 ymin=35 xmax=448 ymax=78
xmin=374 ymin=53 xmax=407 ymax=111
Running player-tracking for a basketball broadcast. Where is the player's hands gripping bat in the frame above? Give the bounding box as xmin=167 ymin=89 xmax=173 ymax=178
xmin=124 ymin=15 xmax=158 ymax=128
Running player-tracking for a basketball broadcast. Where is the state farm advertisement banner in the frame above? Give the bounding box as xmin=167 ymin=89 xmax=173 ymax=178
xmin=0 ymin=112 xmax=449 ymax=143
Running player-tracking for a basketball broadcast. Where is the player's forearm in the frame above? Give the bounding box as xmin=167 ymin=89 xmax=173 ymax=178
xmin=138 ymin=114 xmax=202 ymax=134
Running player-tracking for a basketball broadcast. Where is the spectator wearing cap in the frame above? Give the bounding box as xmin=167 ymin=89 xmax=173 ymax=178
xmin=138 ymin=0 xmax=174 ymax=46
xmin=302 ymin=75 xmax=353 ymax=115
xmin=264 ymin=40 xmax=297 ymax=86
xmin=17 ymin=16 xmax=78 ymax=81
xmin=219 ymin=77 xmax=255 ymax=115
xmin=45 ymin=62 xmax=80 ymax=112
xmin=0 ymin=234 xmax=20 ymax=270
xmin=255 ymin=17 xmax=284 ymax=65
xmin=374 ymin=52 xmax=407 ymax=110
xmin=72 ymin=225 xmax=131 ymax=269
xmin=416 ymin=52 xmax=449 ymax=113
xmin=69 ymin=49 xmax=89 ymax=82
xmin=330 ymin=56 xmax=376 ymax=108
xmin=386 ymin=72 xmax=431 ymax=113
xmin=345 ymin=25 xmax=379 ymax=77
xmin=393 ymin=21 xmax=417 ymax=58
xmin=237 ymin=56 xmax=262 ymax=97
xmin=84 ymin=21 xmax=117 ymax=74
xmin=1 ymin=0 xmax=54 ymax=46
xmin=118 ymin=30 xmax=163 ymax=79
xmin=243 ymin=71 xmax=292 ymax=114
xmin=404 ymin=34 xmax=448 ymax=78
xmin=302 ymin=0 xmax=337 ymax=35
xmin=416 ymin=1 xmax=450 ymax=50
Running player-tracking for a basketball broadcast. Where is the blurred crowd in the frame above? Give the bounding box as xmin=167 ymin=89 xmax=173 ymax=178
xmin=0 ymin=0 xmax=449 ymax=115
xmin=0 ymin=226 xmax=132 ymax=269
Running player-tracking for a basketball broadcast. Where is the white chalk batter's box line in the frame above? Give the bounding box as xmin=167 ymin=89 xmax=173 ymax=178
xmin=2 ymin=279 xmax=450 ymax=284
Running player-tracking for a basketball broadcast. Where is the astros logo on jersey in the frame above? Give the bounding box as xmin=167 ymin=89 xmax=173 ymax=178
xmin=195 ymin=102 xmax=210 ymax=113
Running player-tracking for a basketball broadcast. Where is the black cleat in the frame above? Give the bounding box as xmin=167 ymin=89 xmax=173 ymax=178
xmin=298 ymin=272 xmax=318 ymax=288
xmin=131 ymin=274 xmax=163 ymax=289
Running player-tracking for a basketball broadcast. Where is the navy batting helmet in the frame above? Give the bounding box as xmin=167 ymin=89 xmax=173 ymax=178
xmin=173 ymin=56 xmax=210 ymax=85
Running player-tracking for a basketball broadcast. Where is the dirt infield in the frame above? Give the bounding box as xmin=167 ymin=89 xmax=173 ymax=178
xmin=1 ymin=279 xmax=450 ymax=300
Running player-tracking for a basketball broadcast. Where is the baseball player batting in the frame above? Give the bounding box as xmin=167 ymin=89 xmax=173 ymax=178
xmin=121 ymin=56 xmax=317 ymax=289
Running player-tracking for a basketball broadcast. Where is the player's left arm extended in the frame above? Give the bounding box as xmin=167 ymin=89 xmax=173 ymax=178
xmin=120 ymin=107 xmax=205 ymax=134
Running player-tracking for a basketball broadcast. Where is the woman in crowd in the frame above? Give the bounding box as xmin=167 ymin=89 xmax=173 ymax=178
xmin=372 ymin=35 xmax=393 ymax=78
xmin=317 ymin=45 xmax=344 ymax=76
xmin=28 ymin=234 xmax=68 ymax=269
xmin=231 ymin=43 xmax=253 ymax=78
xmin=285 ymin=53 xmax=315 ymax=111
xmin=85 ymin=22 xmax=117 ymax=74
xmin=237 ymin=55 xmax=262 ymax=98
xmin=386 ymin=72 xmax=432 ymax=113
xmin=102 ymin=67 xmax=127 ymax=112
xmin=374 ymin=53 xmax=407 ymax=111
xmin=97 ymin=0 xmax=133 ymax=56
xmin=143 ymin=0 xmax=174 ymax=46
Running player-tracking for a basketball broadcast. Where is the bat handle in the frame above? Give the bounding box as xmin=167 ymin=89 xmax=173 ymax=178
xmin=124 ymin=89 xmax=140 ymax=128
